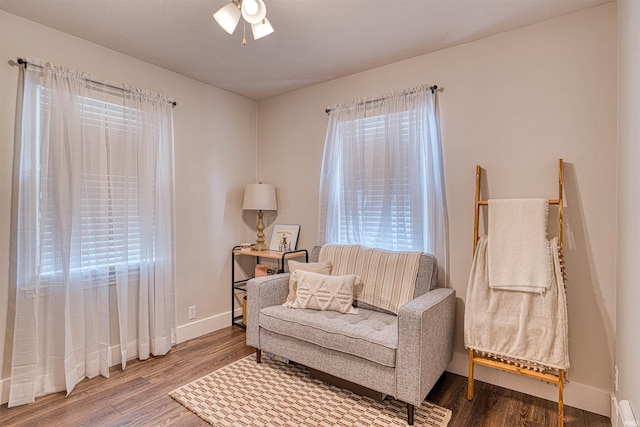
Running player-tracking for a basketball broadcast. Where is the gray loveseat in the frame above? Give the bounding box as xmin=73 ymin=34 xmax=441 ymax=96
xmin=246 ymin=245 xmax=455 ymax=425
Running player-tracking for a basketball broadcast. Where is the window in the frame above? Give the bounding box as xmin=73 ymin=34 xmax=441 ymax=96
xmin=37 ymin=87 xmax=149 ymax=279
xmin=334 ymin=112 xmax=421 ymax=250
xmin=319 ymin=85 xmax=446 ymax=259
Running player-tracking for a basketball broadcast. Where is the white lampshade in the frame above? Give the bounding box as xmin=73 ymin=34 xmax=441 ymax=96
xmin=213 ymin=3 xmax=241 ymax=34
xmin=241 ymin=0 xmax=267 ymax=24
xmin=251 ymin=17 xmax=274 ymax=40
xmin=243 ymin=183 xmax=277 ymax=211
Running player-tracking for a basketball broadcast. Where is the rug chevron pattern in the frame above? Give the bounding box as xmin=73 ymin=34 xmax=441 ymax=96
xmin=169 ymin=355 xmax=451 ymax=426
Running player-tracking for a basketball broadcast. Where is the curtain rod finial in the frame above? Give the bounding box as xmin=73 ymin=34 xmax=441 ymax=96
xmin=13 ymin=58 xmax=27 ymax=68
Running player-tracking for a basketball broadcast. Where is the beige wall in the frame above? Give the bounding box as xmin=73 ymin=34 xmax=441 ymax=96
xmin=0 ymin=10 xmax=258 ymax=389
xmin=616 ymin=0 xmax=640 ymax=416
xmin=258 ymin=4 xmax=617 ymax=414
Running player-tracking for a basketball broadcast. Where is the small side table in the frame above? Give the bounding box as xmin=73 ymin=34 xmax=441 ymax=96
xmin=231 ymin=247 xmax=308 ymax=328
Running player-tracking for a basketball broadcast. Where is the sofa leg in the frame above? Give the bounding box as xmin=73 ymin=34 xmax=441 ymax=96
xmin=256 ymin=349 xmax=261 ymax=363
xmin=407 ymin=403 xmax=414 ymax=425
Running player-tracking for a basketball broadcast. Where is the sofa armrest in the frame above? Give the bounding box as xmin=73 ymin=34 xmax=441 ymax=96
xmin=245 ymin=273 xmax=290 ymax=349
xmin=396 ymin=287 xmax=456 ymax=406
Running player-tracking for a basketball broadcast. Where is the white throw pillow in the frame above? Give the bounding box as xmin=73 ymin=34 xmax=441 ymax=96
xmin=290 ymin=270 xmax=359 ymax=314
xmin=284 ymin=260 xmax=332 ymax=305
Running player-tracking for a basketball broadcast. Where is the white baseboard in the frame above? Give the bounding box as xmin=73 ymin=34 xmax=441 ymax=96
xmin=447 ymin=351 xmax=611 ymax=418
xmin=0 ymin=308 xmax=243 ymax=405
xmin=176 ymin=307 xmax=243 ymax=344
xmin=1 ymin=377 xmax=8 ymax=406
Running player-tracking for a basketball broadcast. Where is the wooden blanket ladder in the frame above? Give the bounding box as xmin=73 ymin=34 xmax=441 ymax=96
xmin=467 ymin=158 xmax=567 ymax=427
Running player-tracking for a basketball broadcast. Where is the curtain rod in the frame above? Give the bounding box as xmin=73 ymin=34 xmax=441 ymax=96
xmin=325 ymin=85 xmax=438 ymax=115
xmin=16 ymin=58 xmax=177 ymax=107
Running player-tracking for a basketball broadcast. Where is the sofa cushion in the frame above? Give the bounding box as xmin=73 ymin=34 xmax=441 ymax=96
xmin=284 ymin=260 xmax=332 ymax=305
xmin=259 ymin=305 xmax=398 ymax=367
xmin=290 ymin=270 xmax=359 ymax=314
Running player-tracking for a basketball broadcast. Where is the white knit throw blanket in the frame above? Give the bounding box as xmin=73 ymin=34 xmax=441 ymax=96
xmin=488 ymin=198 xmax=553 ymax=293
xmin=464 ymin=235 xmax=569 ymax=370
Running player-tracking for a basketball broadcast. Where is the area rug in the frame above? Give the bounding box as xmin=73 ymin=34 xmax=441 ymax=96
xmin=169 ymin=355 xmax=451 ymax=426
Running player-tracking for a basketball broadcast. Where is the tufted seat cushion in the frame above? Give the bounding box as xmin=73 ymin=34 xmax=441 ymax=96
xmin=259 ymin=305 xmax=398 ymax=367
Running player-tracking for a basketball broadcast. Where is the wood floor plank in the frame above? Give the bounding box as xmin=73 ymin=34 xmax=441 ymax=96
xmin=0 ymin=326 xmax=611 ymax=426
xmin=99 ymin=395 xmax=205 ymax=427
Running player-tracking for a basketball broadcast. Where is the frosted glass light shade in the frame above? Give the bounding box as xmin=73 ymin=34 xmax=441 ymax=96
xmin=243 ymin=0 xmax=259 ymax=15
xmin=243 ymin=183 xmax=277 ymax=211
xmin=252 ymin=17 xmax=274 ymax=40
xmin=213 ymin=3 xmax=241 ymax=34
xmin=241 ymin=0 xmax=267 ymax=24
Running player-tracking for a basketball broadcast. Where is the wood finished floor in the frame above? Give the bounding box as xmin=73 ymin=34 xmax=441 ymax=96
xmin=0 ymin=326 xmax=610 ymax=426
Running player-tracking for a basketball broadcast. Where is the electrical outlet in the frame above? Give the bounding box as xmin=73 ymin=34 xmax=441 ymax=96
xmin=615 ymin=365 xmax=619 ymax=392
xmin=188 ymin=305 xmax=196 ymax=320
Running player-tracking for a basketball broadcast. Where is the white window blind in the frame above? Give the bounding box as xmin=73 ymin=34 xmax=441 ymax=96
xmin=38 ymin=87 xmax=150 ymax=277
xmin=334 ymin=111 xmax=422 ymax=251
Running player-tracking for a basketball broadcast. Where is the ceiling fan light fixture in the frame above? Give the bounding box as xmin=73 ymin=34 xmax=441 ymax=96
xmin=215 ymin=0 xmax=273 ymax=43
xmin=241 ymin=0 xmax=267 ymax=24
xmin=213 ymin=2 xmax=241 ymax=34
xmin=251 ymin=17 xmax=274 ymax=40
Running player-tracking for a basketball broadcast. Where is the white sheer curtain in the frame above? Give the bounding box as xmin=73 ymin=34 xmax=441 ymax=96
xmin=8 ymin=57 xmax=176 ymax=407
xmin=318 ymin=85 xmax=447 ymax=283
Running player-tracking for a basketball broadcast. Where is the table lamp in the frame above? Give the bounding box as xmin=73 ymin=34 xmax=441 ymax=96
xmin=243 ymin=182 xmax=277 ymax=251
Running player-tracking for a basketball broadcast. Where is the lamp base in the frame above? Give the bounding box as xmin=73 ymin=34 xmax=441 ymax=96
xmin=252 ymin=210 xmax=268 ymax=251
xmin=252 ymin=242 xmax=269 ymax=251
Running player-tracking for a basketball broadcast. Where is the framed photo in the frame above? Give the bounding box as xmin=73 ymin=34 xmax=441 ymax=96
xmin=269 ymin=224 xmax=300 ymax=252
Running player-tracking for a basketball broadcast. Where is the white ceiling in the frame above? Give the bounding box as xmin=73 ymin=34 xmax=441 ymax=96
xmin=0 ymin=0 xmax=612 ymax=100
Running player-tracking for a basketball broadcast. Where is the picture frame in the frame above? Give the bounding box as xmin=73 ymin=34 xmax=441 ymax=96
xmin=269 ymin=224 xmax=300 ymax=252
